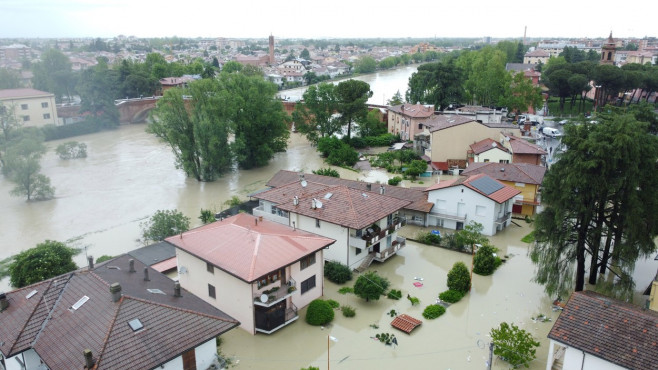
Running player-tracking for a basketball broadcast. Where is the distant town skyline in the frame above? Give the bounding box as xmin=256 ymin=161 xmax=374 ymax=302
xmin=1 ymin=0 xmax=655 ymax=40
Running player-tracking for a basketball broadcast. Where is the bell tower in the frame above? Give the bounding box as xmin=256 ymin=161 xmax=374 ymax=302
xmin=600 ymin=31 xmax=616 ymax=65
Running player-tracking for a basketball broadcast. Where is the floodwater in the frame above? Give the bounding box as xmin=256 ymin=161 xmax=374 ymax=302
xmin=219 ymin=222 xmax=558 ymax=370
xmin=278 ymin=64 xmax=419 ymax=105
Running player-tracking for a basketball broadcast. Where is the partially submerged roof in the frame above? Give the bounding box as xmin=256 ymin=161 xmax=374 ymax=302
xmin=0 ymin=254 xmax=239 ymax=369
xmin=276 ymin=185 xmax=411 ymax=230
xmin=266 ymin=170 xmax=433 ymax=213
xmin=548 ymin=291 xmax=658 ymax=370
xmin=425 ymin=174 xmax=521 ymax=204
xmin=462 ymin=162 xmax=546 ymax=185
xmin=166 ymin=213 xmax=335 ymax=283
xmin=391 ymin=314 xmax=422 ymax=334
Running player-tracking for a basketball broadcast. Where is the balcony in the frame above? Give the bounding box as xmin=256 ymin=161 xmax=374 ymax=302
xmin=252 ymin=206 xmax=288 ymax=225
xmin=253 ymin=279 xmax=296 ymax=307
xmin=428 ymin=210 xmax=466 ymax=222
xmin=495 ymin=212 xmax=512 ymax=225
xmin=373 ymin=237 xmax=406 ymax=262
xmin=255 ymin=303 xmax=298 ymax=334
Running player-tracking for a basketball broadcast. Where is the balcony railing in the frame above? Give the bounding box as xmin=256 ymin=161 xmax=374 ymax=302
xmin=255 ymin=303 xmax=299 ymax=334
xmin=428 ymin=210 xmax=466 ymax=222
xmin=374 ymin=237 xmax=406 ymax=262
xmin=252 ymin=206 xmax=289 ymax=225
xmin=253 ymin=279 xmax=296 ymax=307
xmin=355 ymin=219 xmax=402 ymax=246
xmin=495 ymin=212 xmax=512 ymax=225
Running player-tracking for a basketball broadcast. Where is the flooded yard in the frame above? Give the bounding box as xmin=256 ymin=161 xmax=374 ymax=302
xmin=220 ymin=222 xmax=557 ymax=370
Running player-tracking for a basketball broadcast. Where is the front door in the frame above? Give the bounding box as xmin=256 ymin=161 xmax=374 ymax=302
xmin=456 ymin=222 xmax=464 ymax=231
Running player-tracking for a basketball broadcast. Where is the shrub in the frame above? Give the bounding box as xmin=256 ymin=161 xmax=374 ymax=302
xmin=341 ymin=305 xmax=356 ymax=317
xmin=353 ymin=271 xmax=390 ymax=302
xmin=406 ymin=294 xmax=419 ymax=306
xmin=439 ymin=289 xmax=464 ymax=303
xmin=364 ymin=133 xmax=398 ymax=147
xmin=338 ymin=287 xmax=354 ymax=295
xmin=305 ymin=299 xmax=335 ymax=326
xmin=473 ymin=245 xmax=501 ymax=276
xmin=327 ymin=144 xmax=359 ymax=167
xmin=312 ymin=168 xmax=340 ymax=178
xmin=387 ymin=289 xmax=402 ymax=300
xmin=95 ymin=255 xmax=114 ymax=264
xmin=422 ymin=304 xmax=446 ymax=319
xmin=55 ymin=141 xmax=87 ymax=159
xmin=416 ymin=231 xmax=440 ymax=245
xmin=387 ymin=176 xmax=402 ymax=186
xmin=324 ymin=261 xmax=353 ymax=284
xmin=447 ymin=262 xmax=471 ymax=293
xmin=490 ymin=322 xmax=540 ymax=368
xmin=326 ymin=299 xmax=340 ymax=309
xmin=375 ymin=332 xmax=397 ymax=345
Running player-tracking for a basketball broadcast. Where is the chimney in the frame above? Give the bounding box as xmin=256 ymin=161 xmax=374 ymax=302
xmin=379 ymin=185 xmax=385 ymax=195
xmin=129 ymin=259 xmax=136 ymax=272
xmin=0 ymin=292 xmax=8 ymax=311
xmin=366 ymin=183 xmax=372 ymax=191
xmin=174 ymin=281 xmax=182 ymax=297
xmin=110 ymin=283 xmax=122 ymax=302
xmin=311 ymin=199 xmax=316 ymax=209
xmin=500 ymin=168 xmax=505 ymax=172
xmin=293 ymin=196 xmax=299 ymax=206
xmin=401 ymin=105 xmax=405 ymax=112
xmin=143 ymin=267 xmax=150 ymax=281
xmin=83 ymin=349 xmax=94 ymax=369
xmin=255 ymin=218 xmax=258 ymax=226
xmin=88 ymin=256 xmax=94 ymax=270
xmin=292 ymin=221 xmax=296 ymax=231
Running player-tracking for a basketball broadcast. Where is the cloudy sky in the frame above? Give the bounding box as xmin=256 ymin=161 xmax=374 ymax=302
xmin=1 ymin=0 xmax=654 ymax=40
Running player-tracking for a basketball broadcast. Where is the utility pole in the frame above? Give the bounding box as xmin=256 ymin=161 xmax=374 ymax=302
xmin=487 ymin=342 xmax=494 ymax=370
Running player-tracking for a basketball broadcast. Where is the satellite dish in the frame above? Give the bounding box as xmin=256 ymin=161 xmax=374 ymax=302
xmin=301 ymin=180 xmax=308 ymax=187
xmin=315 ymin=200 xmax=323 ymax=208
xmin=260 ymin=294 xmax=268 ymax=303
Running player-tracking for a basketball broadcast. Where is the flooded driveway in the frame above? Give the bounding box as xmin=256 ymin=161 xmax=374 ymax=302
xmin=220 ymin=222 xmax=558 ymax=370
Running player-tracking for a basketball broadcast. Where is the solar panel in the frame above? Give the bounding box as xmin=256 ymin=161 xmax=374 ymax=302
xmin=469 ymin=176 xmax=504 ymax=195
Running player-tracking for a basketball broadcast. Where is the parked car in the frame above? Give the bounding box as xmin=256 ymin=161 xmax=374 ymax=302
xmin=542 ymin=127 xmax=562 ymax=137
xmin=558 ymin=119 xmax=568 ymax=125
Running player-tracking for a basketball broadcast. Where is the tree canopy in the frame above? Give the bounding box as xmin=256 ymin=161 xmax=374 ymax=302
xmin=531 ymin=107 xmax=658 ymax=299
xmin=292 ymin=83 xmax=340 ymax=144
xmin=141 ymin=209 xmax=191 ymax=244
xmin=335 ymin=79 xmax=372 ymax=140
xmin=490 ymin=322 xmax=540 ymax=369
xmin=353 ymin=271 xmax=390 ymax=302
xmin=9 ymin=240 xmax=78 ymax=288
xmin=406 ymin=59 xmax=464 ymax=110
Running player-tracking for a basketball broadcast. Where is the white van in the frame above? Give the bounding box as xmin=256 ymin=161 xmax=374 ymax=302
xmin=542 ymin=127 xmax=561 ymax=137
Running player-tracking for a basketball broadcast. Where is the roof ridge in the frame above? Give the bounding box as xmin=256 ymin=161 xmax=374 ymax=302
xmin=8 ymin=279 xmax=54 ymax=355
xmin=121 ymin=295 xmax=240 ymax=324
xmin=29 ymin=273 xmax=74 ymax=353
xmin=95 ymin=295 xmax=123 ymax=369
xmin=248 ymin=233 xmax=261 ymax=281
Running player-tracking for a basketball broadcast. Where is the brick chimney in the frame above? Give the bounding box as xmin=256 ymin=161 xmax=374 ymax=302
xmin=110 ymin=283 xmax=122 ymax=302
xmin=0 ymin=292 xmax=8 ymax=311
xmin=143 ymin=267 xmax=150 ymax=281
xmin=174 ymin=281 xmax=182 ymax=297
xmin=87 ymin=256 xmax=94 ymax=270
xmin=129 ymin=259 xmax=135 ymax=273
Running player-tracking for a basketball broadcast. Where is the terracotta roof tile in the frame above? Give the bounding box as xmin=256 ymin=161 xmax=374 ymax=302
xmin=166 ymin=213 xmax=335 ymax=282
xmin=391 ymin=314 xmax=422 ymax=334
xmin=508 ymin=135 xmax=547 ymax=155
xmin=469 ymin=138 xmax=510 ymax=155
xmin=462 ymin=162 xmax=545 ymax=185
xmin=0 ymin=88 xmax=53 ymax=99
xmin=276 ymin=185 xmax=410 ymax=230
xmin=425 ymin=174 xmax=520 ymax=203
xmin=548 ymin=291 xmax=658 ymax=370
xmin=388 ymin=104 xmax=435 ymax=118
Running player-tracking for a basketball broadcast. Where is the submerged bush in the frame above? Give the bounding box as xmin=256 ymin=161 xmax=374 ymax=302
xmin=341 ymin=305 xmax=356 ymax=317
xmin=422 ymin=304 xmax=446 ymax=320
xmin=305 ymin=299 xmax=335 ymax=326
xmin=439 ymin=289 xmax=464 ymax=303
xmin=324 ymin=261 xmax=353 ymax=284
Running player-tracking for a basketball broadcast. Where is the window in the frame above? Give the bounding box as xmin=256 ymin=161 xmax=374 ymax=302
xmin=315 ymin=219 xmax=320 ymax=228
xmin=418 ymin=123 xmax=422 ymax=130
xmin=21 ymin=104 xmax=28 ymax=110
xmin=483 ymin=159 xmax=490 ymax=162
xmin=43 ymin=113 xmax=51 ymax=119
xmin=476 ymin=205 xmax=486 ymax=216
xmin=355 ymin=247 xmax=362 ymax=255
xmin=22 ymin=115 xmax=30 ymax=122
xmin=208 ymin=284 xmax=216 ymax=299
xmin=499 ymin=160 xmax=509 ymax=164
xmin=301 ymin=275 xmax=316 ymax=294
xmin=300 ymin=254 xmax=316 ymax=270
xmin=206 ymin=262 xmax=214 ymax=274
xmin=41 ymin=102 xmax=49 ymax=108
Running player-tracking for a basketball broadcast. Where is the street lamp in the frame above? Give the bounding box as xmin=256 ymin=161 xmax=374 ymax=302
xmin=327 ymin=335 xmax=338 ymax=369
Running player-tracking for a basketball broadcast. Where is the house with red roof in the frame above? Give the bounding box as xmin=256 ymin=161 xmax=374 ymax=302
xmin=424 ymin=174 xmax=521 ymax=235
xmin=0 ymin=254 xmax=239 ymax=370
xmin=468 ymin=138 xmax=512 ymax=164
xmin=503 ymin=134 xmax=547 ymax=165
xmin=388 ymin=103 xmax=435 ymax=141
xmin=253 ymin=172 xmax=413 ymax=270
xmin=461 ymin=162 xmax=545 ymax=216
xmin=546 ymin=291 xmax=658 ymax=370
xmin=166 ymin=213 xmax=335 ymax=335
xmin=0 ymin=88 xmax=58 ymax=127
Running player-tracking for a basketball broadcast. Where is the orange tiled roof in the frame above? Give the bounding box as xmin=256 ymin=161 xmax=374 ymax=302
xmin=469 ymin=138 xmax=510 ymax=155
xmin=391 ymin=314 xmax=422 ymax=334
xmin=425 ymin=174 xmax=520 ymax=204
xmin=462 ymin=162 xmax=545 ymax=185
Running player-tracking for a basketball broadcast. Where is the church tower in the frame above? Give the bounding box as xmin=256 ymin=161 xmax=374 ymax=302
xmin=269 ymin=35 xmax=274 ymax=65
xmin=600 ymin=32 xmax=616 ymax=65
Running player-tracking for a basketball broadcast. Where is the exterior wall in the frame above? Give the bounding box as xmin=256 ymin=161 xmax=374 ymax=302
xmin=253 ymin=200 xmax=289 ymax=225
xmin=650 ymin=281 xmax=658 ymax=312
xmin=388 ymin=110 xmax=431 ymax=142
xmin=473 ymin=148 xmax=511 ymax=163
xmin=176 ymin=249 xmax=255 ymax=333
xmin=289 ymin=250 xmax=324 ymax=309
xmin=195 ymin=338 xmax=219 ymax=370
xmin=5 ymin=349 xmax=42 ymax=370
xmin=512 ymin=153 xmax=541 ymax=165
xmin=562 ymin=346 xmax=626 ymax=370
xmin=430 ymin=121 xmax=508 ymax=163
xmin=1 ymin=95 xmax=58 ymax=127
xmin=426 ymin=185 xmax=508 ymax=236
xmin=159 ymin=355 xmax=183 ymax=370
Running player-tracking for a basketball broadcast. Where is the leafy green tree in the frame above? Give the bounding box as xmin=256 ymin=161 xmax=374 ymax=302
xmin=300 ymin=48 xmax=310 ymax=59
xmin=446 ymin=262 xmax=471 ymax=293
xmin=353 ymin=271 xmax=390 ymax=302
xmin=77 ymin=58 xmax=120 ymax=128
xmin=503 ymin=72 xmax=543 ymax=118
xmin=223 ymin=72 xmax=289 ymax=169
xmin=458 ymin=47 xmax=510 ymax=106
xmin=141 ymin=209 xmax=191 ymax=243
xmin=0 ymin=68 xmax=22 ymax=89
xmin=3 ymin=137 xmax=54 ymax=201
xmin=312 ymin=168 xmax=340 ymax=177
xmin=96 ymin=255 xmax=114 ymax=263
xmin=473 ymin=245 xmax=500 ymax=275
xmin=199 ymin=209 xmax=215 ymax=224
xmin=55 ymin=141 xmax=87 ymax=159
xmin=149 ymin=79 xmax=232 ymax=181
xmin=532 ymin=110 xmax=658 ymax=297
xmin=335 ymin=79 xmax=372 ymax=140
xmin=221 ymin=61 xmax=243 ymax=74
xmin=353 ymin=55 xmax=377 ymax=74
xmin=359 ymin=109 xmax=387 ymax=138
xmin=0 ymin=103 xmax=21 ymax=156
xmin=592 ymin=64 xmax=626 ymax=110
xmin=324 ymin=261 xmax=352 ymax=283
xmin=292 ymin=83 xmax=340 ymax=143
xmin=32 ymin=49 xmax=76 ymax=102
xmin=403 ymin=159 xmax=427 ymax=179
xmin=454 ymin=221 xmax=488 ymax=248
xmin=490 ymin=322 xmax=540 ymax=368
xmin=9 ymin=240 xmax=78 ymax=288
xmin=406 ymin=59 xmax=464 ymax=110
xmin=387 ymin=90 xmax=404 ymax=106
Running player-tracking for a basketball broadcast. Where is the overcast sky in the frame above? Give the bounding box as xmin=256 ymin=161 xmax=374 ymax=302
xmin=1 ymin=0 xmax=654 ymax=40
